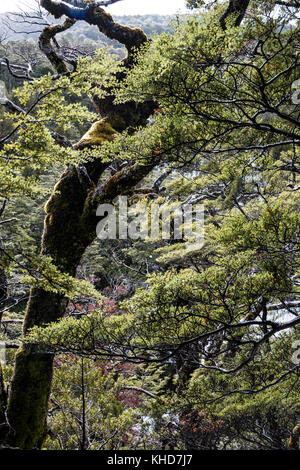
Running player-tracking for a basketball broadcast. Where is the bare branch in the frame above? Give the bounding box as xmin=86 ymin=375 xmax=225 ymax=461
xmin=275 ymin=1 xmax=300 ymax=7
xmin=40 ymin=0 xmax=148 ymax=53
xmin=5 ymin=0 xmax=52 ymax=36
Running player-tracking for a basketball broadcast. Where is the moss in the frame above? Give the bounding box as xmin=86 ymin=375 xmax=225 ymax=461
xmin=23 ymin=287 xmax=68 ymax=333
xmin=85 ymin=6 xmax=147 ymax=53
xmin=0 ymin=364 xmax=7 ymax=425
xmin=245 ymin=313 xmax=255 ymax=321
xmin=6 ymin=346 xmax=54 ymax=449
xmin=44 ymin=175 xmax=66 ymax=214
xmin=4 ymin=20 xmax=152 ymax=444
xmin=293 ymin=424 xmax=300 ymax=436
xmin=73 ymin=120 xmax=118 ymax=149
xmin=38 ymin=18 xmax=75 ymax=74
xmin=41 ymin=168 xmax=92 ymax=272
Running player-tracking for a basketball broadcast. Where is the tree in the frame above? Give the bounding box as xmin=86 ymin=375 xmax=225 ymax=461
xmin=1 ymin=0 xmax=300 ymax=450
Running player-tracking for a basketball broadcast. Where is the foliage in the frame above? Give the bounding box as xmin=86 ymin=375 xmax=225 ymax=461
xmin=1 ymin=0 xmax=300 ymax=451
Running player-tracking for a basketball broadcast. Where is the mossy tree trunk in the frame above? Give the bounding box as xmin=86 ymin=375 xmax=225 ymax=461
xmin=5 ymin=125 xmax=157 ymax=449
xmin=0 ymin=234 xmax=8 ymax=434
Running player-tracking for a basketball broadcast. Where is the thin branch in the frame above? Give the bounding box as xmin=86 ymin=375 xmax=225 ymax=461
xmin=121 ymin=385 xmax=157 ymax=399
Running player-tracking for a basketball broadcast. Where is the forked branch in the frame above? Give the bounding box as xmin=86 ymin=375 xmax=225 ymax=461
xmin=40 ymin=0 xmax=147 ymax=52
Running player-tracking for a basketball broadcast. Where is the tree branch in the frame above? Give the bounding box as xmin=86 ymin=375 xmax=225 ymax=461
xmin=0 ymin=57 xmax=33 ymax=81
xmin=275 ymin=1 xmax=300 ymax=7
xmin=121 ymin=385 xmax=157 ymax=399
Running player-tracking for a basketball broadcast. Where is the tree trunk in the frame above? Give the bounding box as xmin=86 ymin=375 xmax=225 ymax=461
xmin=220 ymin=0 xmax=250 ymax=30
xmin=4 ymin=115 xmax=156 ymax=449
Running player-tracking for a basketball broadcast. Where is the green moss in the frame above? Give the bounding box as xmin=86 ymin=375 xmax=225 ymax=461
xmin=41 ymin=167 xmax=91 ymax=272
xmin=74 ymin=120 xmax=118 ymax=149
xmin=44 ymin=178 xmax=64 ymax=214
xmin=6 ymin=345 xmax=54 ymax=449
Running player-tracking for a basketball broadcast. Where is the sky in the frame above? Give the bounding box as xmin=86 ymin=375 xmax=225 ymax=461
xmin=0 ymin=0 xmax=189 ymax=15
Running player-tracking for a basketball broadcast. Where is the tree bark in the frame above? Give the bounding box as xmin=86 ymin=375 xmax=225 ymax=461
xmin=5 ymin=137 xmax=158 ymax=449
xmin=0 ymin=364 xmax=6 ymax=432
xmin=0 ymin=233 xmax=8 ymax=435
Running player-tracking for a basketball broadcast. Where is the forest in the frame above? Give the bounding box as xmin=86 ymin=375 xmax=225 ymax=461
xmin=0 ymin=0 xmax=299 ymax=452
